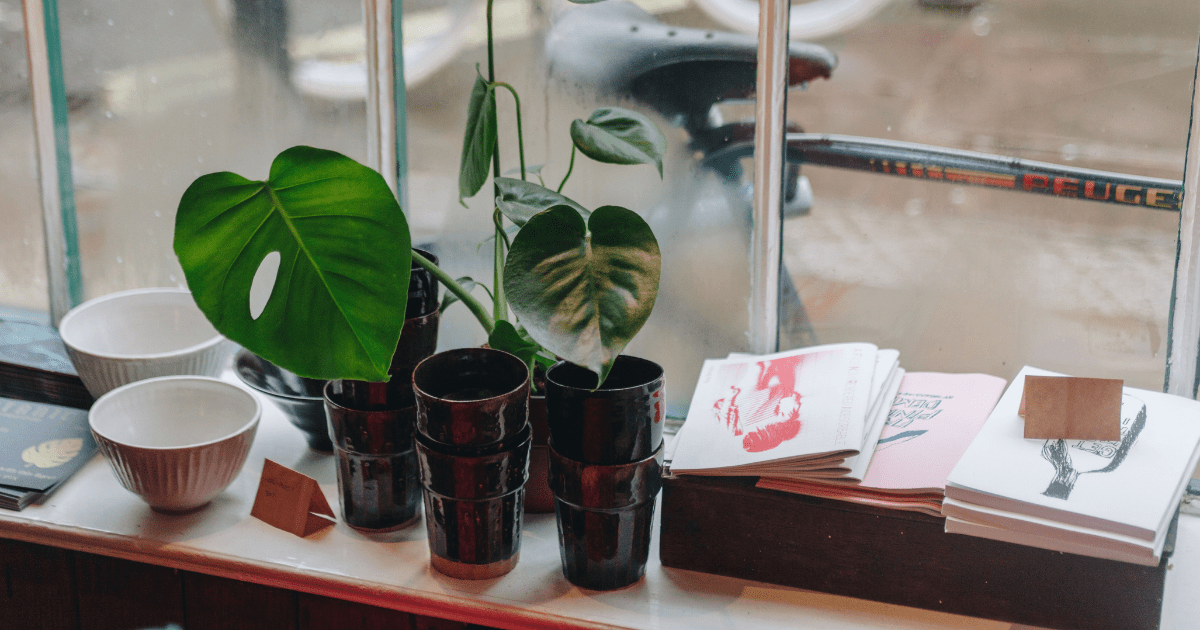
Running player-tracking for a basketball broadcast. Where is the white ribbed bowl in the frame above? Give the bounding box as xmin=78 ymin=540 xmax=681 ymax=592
xmin=89 ymin=376 xmax=261 ymax=513
xmin=59 ymin=287 xmax=230 ymax=398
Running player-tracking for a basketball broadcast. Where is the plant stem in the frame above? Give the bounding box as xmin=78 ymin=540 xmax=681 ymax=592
xmin=557 ymin=144 xmax=576 ymax=193
xmin=412 ymin=250 xmax=495 ymax=334
xmin=493 ymin=208 xmax=507 ymax=322
xmin=493 ymin=82 xmax=526 ymax=181
xmin=485 ymin=0 xmax=507 ymax=324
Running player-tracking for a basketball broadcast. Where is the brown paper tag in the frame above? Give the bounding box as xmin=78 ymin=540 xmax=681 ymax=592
xmin=250 ymin=459 xmax=336 ymax=537
xmin=1021 ymin=376 xmax=1122 ymax=440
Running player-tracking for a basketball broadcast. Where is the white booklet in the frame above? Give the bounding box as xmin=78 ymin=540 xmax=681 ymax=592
xmin=671 ymin=343 xmax=881 ymax=475
xmin=945 ymin=365 xmax=1200 ymax=542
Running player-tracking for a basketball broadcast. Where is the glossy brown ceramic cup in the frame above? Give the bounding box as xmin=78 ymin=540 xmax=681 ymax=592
xmin=416 ymin=426 xmax=531 ymax=579
xmin=412 ymin=348 xmax=529 ymax=450
xmin=549 ymin=443 xmax=663 ymax=590
xmin=325 ymin=380 xmax=420 ymax=532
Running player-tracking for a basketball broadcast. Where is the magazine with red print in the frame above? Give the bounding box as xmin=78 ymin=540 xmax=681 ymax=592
xmin=670 ymin=343 xmax=882 ymax=476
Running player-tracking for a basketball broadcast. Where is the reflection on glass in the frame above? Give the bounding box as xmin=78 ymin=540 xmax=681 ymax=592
xmin=782 ymin=0 xmax=1198 ymax=390
xmin=0 ymin=0 xmax=49 ymax=310
xmin=409 ymin=0 xmax=763 ymax=413
xmin=53 ymin=0 xmax=366 ymax=299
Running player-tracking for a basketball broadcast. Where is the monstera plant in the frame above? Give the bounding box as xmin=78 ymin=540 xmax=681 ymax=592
xmin=175 ymin=1 xmax=664 ymax=388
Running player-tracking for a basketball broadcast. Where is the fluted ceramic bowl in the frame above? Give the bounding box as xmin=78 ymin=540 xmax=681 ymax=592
xmin=59 ymin=287 xmax=230 ymax=398
xmin=89 ymin=376 xmax=261 ymax=513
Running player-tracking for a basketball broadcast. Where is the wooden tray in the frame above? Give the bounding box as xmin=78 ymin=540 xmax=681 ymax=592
xmin=659 ymin=475 xmax=1172 ymax=630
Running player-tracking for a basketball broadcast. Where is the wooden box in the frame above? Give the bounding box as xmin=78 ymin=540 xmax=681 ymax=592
xmin=659 ymin=475 xmax=1172 ymax=630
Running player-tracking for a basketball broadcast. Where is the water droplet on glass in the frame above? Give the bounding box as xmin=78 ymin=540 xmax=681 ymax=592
xmin=950 ymin=187 xmax=967 ymax=205
xmin=116 ymin=256 xmax=124 ymax=264
xmin=972 ymin=16 xmax=990 ymax=37
xmin=150 ymin=76 xmax=158 ymax=84
xmin=886 ymin=126 xmax=892 ymax=132
xmin=105 ymin=111 xmax=113 ymax=118
xmin=167 ymin=9 xmax=174 ymax=15
xmin=197 ymin=156 xmax=204 ymax=163
xmin=1060 ymin=144 xmax=1079 ymax=161
xmin=154 ymin=210 xmax=162 ymax=217
xmin=199 ymin=111 xmax=207 ymax=118
xmin=107 ymin=18 xmax=114 ymax=26
xmin=169 ymin=274 xmax=178 ymax=283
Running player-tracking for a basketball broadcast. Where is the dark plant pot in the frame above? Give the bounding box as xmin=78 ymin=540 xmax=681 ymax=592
xmin=235 ymin=349 xmax=331 ymax=452
xmin=387 ymin=248 xmax=441 ymax=405
xmin=544 ymin=355 xmax=665 ymax=464
xmin=413 ymin=348 xmax=529 ymax=449
xmin=416 ymin=427 xmax=531 ymax=579
xmin=524 ymin=395 xmax=555 ymax=513
xmin=325 ymin=380 xmax=421 ymax=532
xmin=549 ymin=443 xmax=664 ymax=590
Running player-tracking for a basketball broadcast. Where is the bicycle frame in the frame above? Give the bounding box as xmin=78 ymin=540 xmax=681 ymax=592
xmin=781 ymin=134 xmax=1184 ymax=213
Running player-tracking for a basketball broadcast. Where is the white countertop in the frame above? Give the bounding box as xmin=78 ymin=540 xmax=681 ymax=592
xmin=2 ymin=386 xmax=1198 ymax=630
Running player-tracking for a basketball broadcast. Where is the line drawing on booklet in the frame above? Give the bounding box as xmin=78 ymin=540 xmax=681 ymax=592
xmin=1040 ymin=395 xmax=1147 ymax=500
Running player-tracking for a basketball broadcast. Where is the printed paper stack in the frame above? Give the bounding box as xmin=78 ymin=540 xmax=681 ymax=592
xmin=757 ymin=371 xmax=1007 ymax=516
xmin=670 ymin=343 xmax=901 ymax=479
xmin=942 ymin=365 xmax=1200 ymax=566
xmin=0 ymin=397 xmax=98 ymax=510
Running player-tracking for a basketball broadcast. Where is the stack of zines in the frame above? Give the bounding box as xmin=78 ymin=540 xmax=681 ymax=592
xmin=670 ymin=342 xmax=902 ymax=480
xmin=757 ymin=371 xmax=1007 ymax=516
xmin=0 ymin=396 xmax=98 ymax=510
xmin=941 ymin=365 xmax=1200 ymax=566
xmin=0 ymin=306 xmax=92 ymax=410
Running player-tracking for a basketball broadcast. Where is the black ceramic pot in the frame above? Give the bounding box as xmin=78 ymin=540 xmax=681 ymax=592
xmin=325 ymin=380 xmax=421 ymax=531
xmin=549 ymin=443 xmax=663 ymax=590
xmin=235 ymin=349 xmax=331 ymax=452
xmin=386 ymin=248 xmax=441 ymax=405
xmin=544 ymin=355 xmax=665 ymax=464
xmin=413 ymin=348 xmax=529 ymax=450
xmin=416 ymin=426 xmax=531 ymax=579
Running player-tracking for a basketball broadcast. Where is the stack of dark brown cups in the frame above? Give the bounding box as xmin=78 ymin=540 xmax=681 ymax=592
xmin=323 ymin=250 xmax=440 ymax=532
xmin=545 ymin=355 xmax=665 ymax=590
xmin=412 ymin=348 xmax=531 ymax=579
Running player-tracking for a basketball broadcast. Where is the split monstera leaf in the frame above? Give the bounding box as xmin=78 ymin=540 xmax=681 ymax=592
xmin=174 ymin=135 xmax=663 ymax=386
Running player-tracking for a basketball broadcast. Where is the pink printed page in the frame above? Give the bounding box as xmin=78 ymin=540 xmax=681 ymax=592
xmin=859 ymin=372 xmax=1006 ymax=492
xmin=672 ymin=343 xmax=878 ymax=473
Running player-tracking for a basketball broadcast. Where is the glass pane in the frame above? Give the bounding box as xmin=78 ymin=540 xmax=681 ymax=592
xmin=0 ymin=0 xmax=50 ymax=310
xmin=56 ymin=0 xmax=366 ymax=299
xmin=782 ymin=0 xmax=1198 ymax=390
xmin=411 ymin=0 xmax=760 ymax=413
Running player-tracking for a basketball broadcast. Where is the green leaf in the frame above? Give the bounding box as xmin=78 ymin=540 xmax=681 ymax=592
xmin=570 ymin=107 xmax=666 ymax=177
xmin=488 ymin=320 xmax=543 ymax=368
xmin=503 ymin=205 xmax=661 ymax=384
xmin=174 ymin=146 xmax=411 ymax=382
xmin=440 ymin=276 xmax=493 ymax=313
xmin=495 ymin=177 xmax=590 ymax=227
xmin=458 ymin=75 xmax=497 ymax=201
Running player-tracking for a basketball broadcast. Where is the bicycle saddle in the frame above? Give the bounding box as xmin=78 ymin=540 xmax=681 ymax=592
xmin=546 ymin=1 xmax=837 ymax=131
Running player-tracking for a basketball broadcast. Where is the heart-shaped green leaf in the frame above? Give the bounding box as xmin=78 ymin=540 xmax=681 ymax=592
xmin=495 ymin=177 xmax=590 ymax=227
xmin=503 ymin=204 xmax=660 ymax=384
xmin=174 ymin=146 xmax=411 ymax=382
xmin=459 ymin=75 xmax=497 ymax=201
xmin=570 ymin=107 xmax=666 ymax=177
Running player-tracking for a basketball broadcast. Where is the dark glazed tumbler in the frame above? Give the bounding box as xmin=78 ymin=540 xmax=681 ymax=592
xmin=416 ymin=427 xmax=531 ymax=579
xmin=549 ymin=444 xmax=663 ymax=590
xmin=325 ymin=380 xmax=421 ymax=532
xmin=545 ymin=355 xmax=665 ymax=464
xmin=413 ymin=348 xmax=530 ymax=449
